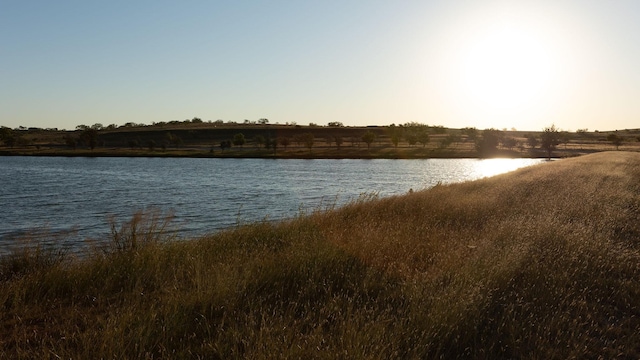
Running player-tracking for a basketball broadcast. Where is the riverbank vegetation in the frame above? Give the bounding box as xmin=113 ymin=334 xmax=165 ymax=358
xmin=1 ymin=151 xmax=639 ymax=358
xmin=2 ymin=121 xmax=639 ymax=159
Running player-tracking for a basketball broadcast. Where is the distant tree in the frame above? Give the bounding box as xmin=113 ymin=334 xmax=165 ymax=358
xmin=0 ymin=127 xmax=16 ymax=147
xmin=362 ymin=130 xmax=376 ymax=149
xmin=293 ymin=134 xmax=305 ymax=147
xmin=191 ymin=117 xmax=203 ymax=123
xmin=390 ymin=133 xmax=400 ymax=148
xmin=279 ymin=137 xmax=291 ymax=150
xmin=406 ymin=133 xmax=417 ymax=147
xmin=417 ymin=130 xmax=430 ymax=148
xmin=65 ymin=136 xmax=77 ymax=149
xmin=128 ymin=139 xmax=139 ymax=149
xmin=502 ymin=137 xmax=517 ymax=150
xmin=462 ymin=127 xmax=478 ymax=142
xmin=80 ymin=128 xmax=98 ymax=150
xmin=76 ymin=124 xmax=89 ymax=131
xmin=475 ymin=128 xmax=502 ymax=156
xmin=560 ymin=131 xmax=571 ymax=149
xmin=253 ymin=135 xmax=265 ymax=148
xmin=301 ymin=133 xmax=314 ymax=152
xmin=429 ymin=125 xmax=447 ymax=134
xmin=266 ymin=137 xmax=278 ymax=154
xmin=350 ymin=136 xmax=360 ymax=147
xmin=576 ymin=128 xmax=590 ymax=140
xmin=439 ymin=134 xmax=459 ymax=149
xmin=220 ymin=140 xmax=231 ymax=152
xmin=232 ymin=133 xmax=246 ymax=147
xmin=91 ymin=123 xmax=104 ymax=131
xmin=324 ymin=135 xmax=334 ymax=148
xmin=607 ymin=133 xmax=623 ymax=150
xmin=526 ymin=134 xmax=539 ymax=149
xmin=148 ymin=140 xmax=156 ymax=151
xmin=327 ymin=121 xmax=344 ymax=127
xmin=258 ymin=118 xmax=269 ymax=125
xmin=334 ymin=135 xmax=344 ymax=149
xmin=166 ymin=132 xmax=183 ymax=147
xmin=540 ymin=125 xmax=561 ymax=159
xmin=387 ymin=124 xmax=401 ymax=148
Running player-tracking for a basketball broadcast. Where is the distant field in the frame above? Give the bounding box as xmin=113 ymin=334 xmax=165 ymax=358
xmin=1 ymin=151 xmax=639 ymax=358
xmin=2 ymin=123 xmax=639 ymax=158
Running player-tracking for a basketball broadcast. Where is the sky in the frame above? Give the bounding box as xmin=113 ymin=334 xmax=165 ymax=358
xmin=2 ymin=1 xmax=639 ymax=131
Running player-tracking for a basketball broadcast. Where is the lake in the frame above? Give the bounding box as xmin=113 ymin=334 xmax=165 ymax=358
xmin=0 ymin=156 xmax=545 ymax=255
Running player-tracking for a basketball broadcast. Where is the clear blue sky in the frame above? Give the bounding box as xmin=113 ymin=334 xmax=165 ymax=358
xmin=2 ymin=0 xmax=639 ymax=131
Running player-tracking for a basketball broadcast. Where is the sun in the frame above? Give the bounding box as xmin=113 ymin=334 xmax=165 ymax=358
xmin=457 ymin=22 xmax=554 ymax=111
xmin=436 ymin=6 xmax=570 ymax=129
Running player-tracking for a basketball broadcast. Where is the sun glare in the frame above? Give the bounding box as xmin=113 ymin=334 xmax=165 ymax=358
xmin=457 ymin=22 xmax=554 ymax=111
xmin=436 ymin=5 xmax=572 ymax=129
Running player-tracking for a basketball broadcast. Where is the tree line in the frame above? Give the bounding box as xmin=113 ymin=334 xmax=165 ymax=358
xmin=2 ymin=123 xmax=639 ymax=157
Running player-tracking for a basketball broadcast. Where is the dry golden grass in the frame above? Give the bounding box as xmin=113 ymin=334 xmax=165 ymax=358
xmin=1 ymin=151 xmax=639 ymax=358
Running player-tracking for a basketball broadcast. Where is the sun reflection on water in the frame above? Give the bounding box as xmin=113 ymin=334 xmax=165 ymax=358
xmin=473 ymin=158 xmax=542 ymax=179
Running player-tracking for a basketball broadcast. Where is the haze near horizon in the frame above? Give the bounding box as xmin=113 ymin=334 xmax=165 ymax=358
xmin=2 ymin=1 xmax=639 ymax=132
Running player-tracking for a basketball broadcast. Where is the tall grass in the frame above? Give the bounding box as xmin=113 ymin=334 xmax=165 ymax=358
xmin=1 ymin=151 xmax=639 ymax=358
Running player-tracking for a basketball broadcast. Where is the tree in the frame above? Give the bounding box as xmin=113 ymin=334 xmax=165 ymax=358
xmin=220 ymin=140 xmax=231 ymax=152
xmin=540 ymin=125 xmax=560 ymax=159
xmin=324 ymin=135 xmax=334 ymax=148
xmin=148 ymin=140 xmax=157 ymax=151
xmin=526 ymin=134 xmax=539 ymax=149
xmin=439 ymin=134 xmax=459 ymax=149
xmin=475 ymin=128 xmax=502 ymax=156
xmin=560 ymin=131 xmax=571 ymax=149
xmin=388 ymin=124 xmax=401 ymax=148
xmin=362 ymin=130 xmax=376 ymax=149
xmin=462 ymin=127 xmax=478 ymax=142
xmin=417 ymin=130 xmax=430 ymax=148
xmin=0 ymin=127 xmax=17 ymax=147
xmin=80 ymin=128 xmax=98 ymax=150
xmin=253 ymin=135 xmax=265 ymax=148
xmin=65 ymin=136 xmax=78 ymax=150
xmin=390 ymin=133 xmax=400 ymax=148
xmin=166 ymin=132 xmax=183 ymax=148
xmin=327 ymin=121 xmax=344 ymax=127
xmin=334 ymin=135 xmax=344 ymax=149
xmin=607 ymin=133 xmax=623 ymax=150
xmin=266 ymin=137 xmax=278 ymax=154
xmin=301 ymin=133 xmax=314 ymax=152
xmin=501 ymin=137 xmax=518 ymax=151
xmin=405 ymin=133 xmax=417 ymax=147
xmin=279 ymin=137 xmax=291 ymax=150
xmin=232 ymin=133 xmax=246 ymax=147
xmin=258 ymin=118 xmax=269 ymax=125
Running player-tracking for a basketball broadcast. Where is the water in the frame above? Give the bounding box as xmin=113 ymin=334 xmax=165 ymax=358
xmin=0 ymin=156 xmax=545 ymax=254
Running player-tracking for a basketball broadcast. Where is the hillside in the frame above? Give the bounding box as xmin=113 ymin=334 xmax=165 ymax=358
xmin=1 ymin=151 xmax=640 ymax=358
xmin=2 ymin=123 xmax=640 ymax=158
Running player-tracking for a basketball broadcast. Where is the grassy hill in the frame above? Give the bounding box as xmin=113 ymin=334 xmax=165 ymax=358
xmin=1 ymin=151 xmax=639 ymax=358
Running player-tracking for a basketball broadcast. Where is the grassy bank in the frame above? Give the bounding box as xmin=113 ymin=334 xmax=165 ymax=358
xmin=2 ymin=152 xmax=639 ymax=358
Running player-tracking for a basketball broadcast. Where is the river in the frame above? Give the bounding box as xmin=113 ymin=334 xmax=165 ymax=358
xmin=0 ymin=156 xmax=545 ymax=255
